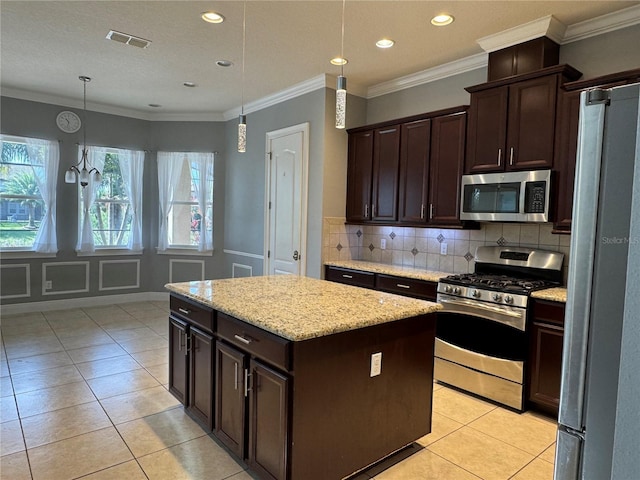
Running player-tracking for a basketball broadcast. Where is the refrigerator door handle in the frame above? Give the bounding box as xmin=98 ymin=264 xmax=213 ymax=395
xmin=559 ymin=90 xmax=607 ymax=430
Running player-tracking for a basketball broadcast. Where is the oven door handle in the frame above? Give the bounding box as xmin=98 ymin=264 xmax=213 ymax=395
xmin=437 ymin=295 xmax=526 ymax=331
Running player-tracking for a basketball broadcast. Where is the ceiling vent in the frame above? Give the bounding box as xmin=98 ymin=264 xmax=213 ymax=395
xmin=106 ymin=30 xmax=151 ymax=49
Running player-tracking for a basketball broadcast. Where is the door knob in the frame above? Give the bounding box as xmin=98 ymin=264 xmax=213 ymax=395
xmin=293 ymin=250 xmax=300 ymax=261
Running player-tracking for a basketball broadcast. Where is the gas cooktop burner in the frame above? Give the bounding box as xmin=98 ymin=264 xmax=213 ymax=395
xmin=442 ymin=273 xmax=556 ymax=293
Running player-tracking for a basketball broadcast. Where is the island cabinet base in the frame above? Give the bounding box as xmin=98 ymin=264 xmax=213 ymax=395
xmin=287 ymin=313 xmax=436 ymax=480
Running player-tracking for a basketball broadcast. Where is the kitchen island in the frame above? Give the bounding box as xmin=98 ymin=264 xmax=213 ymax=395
xmin=165 ymin=275 xmax=441 ymax=480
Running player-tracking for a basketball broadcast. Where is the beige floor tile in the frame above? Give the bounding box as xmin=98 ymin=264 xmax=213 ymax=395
xmin=150 ymin=300 xmax=169 ymax=310
xmin=0 ymin=419 xmax=25 ymax=456
xmin=0 ymin=450 xmax=32 ymax=480
xmin=76 ymin=354 xmax=140 ymax=380
xmin=15 ymin=380 xmax=96 ymax=418
xmin=59 ymin=332 xmax=115 ymax=350
xmin=82 ymin=305 xmax=127 ymax=320
xmin=1 ymin=395 xmax=19 ymax=423
xmin=145 ymin=363 xmax=169 ymax=384
xmin=100 ymin=318 xmax=147 ymax=332
xmin=131 ymin=347 xmax=168 ymax=368
xmin=373 ymin=449 xmax=481 ymax=480
xmin=11 ymin=364 xmax=83 ymax=394
xmin=28 ymin=426 xmax=133 ymax=480
xmin=468 ymin=408 xmax=557 ymax=456
xmin=128 ymin=307 xmax=167 ymax=320
xmin=42 ymin=308 xmax=88 ymax=321
xmin=7 ymin=350 xmax=73 ymax=375
xmin=142 ymin=318 xmax=170 ymax=336
xmin=67 ymin=342 xmax=127 ymax=363
xmin=21 ymin=400 xmax=112 ymax=448
xmin=137 ymin=435 xmax=245 ymax=480
xmin=48 ymin=317 xmax=96 ymax=331
xmin=108 ymin=326 xmax=159 ymax=342
xmin=428 ymin=427 xmax=533 ymax=480
xmin=432 ymin=387 xmax=497 ymax=424
xmin=100 ymin=385 xmax=179 ymax=424
xmin=79 ymin=460 xmax=148 ymax=480
xmin=87 ymin=368 xmax=160 ymax=400
xmin=416 ymin=411 xmax=464 ymax=447
xmin=1 ymin=322 xmax=54 ymax=337
xmin=225 ymin=471 xmax=262 ymax=480
xmin=539 ymin=443 xmax=556 ymax=464
xmin=118 ymin=336 xmax=168 ymax=354
xmin=118 ymin=301 xmax=159 ymax=314
xmin=53 ymin=324 xmax=105 ymax=340
xmin=511 ymin=458 xmax=554 ymax=480
xmin=117 ymin=407 xmax=206 ymax=457
xmin=4 ymin=337 xmax=64 ymax=359
xmin=0 ymin=360 xmax=9 ymax=377
xmin=0 ymin=376 xmax=13 ymax=398
xmin=1 ymin=311 xmax=46 ymax=325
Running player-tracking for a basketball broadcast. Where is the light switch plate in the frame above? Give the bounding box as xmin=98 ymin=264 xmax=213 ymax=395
xmin=370 ymin=352 xmax=382 ymax=377
xmin=440 ymin=242 xmax=448 ymax=255
xmin=380 ymin=238 xmax=386 ymax=250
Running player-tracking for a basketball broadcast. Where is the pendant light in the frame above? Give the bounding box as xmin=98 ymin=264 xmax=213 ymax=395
xmin=335 ymin=0 xmax=347 ymax=129
xmin=238 ymin=0 xmax=247 ymax=153
xmin=65 ymin=76 xmax=102 ymax=187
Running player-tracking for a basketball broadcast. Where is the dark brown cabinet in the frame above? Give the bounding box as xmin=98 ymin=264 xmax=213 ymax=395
xmin=398 ymin=119 xmax=431 ymax=223
xmin=189 ymin=326 xmax=214 ymax=429
xmin=465 ymin=65 xmax=581 ymax=174
xmin=324 ymin=265 xmax=376 ymax=289
xmin=371 ymin=126 xmax=401 ymax=222
xmin=487 ymin=37 xmax=559 ymax=82
xmin=169 ymin=317 xmax=188 ymax=404
xmin=528 ymin=299 xmax=565 ymax=416
xmin=346 ymin=131 xmax=374 ymax=221
xmin=215 ymin=341 xmax=246 ymax=459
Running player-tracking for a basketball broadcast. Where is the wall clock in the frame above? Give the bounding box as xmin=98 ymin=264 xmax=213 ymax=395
xmin=56 ymin=110 xmax=82 ymax=133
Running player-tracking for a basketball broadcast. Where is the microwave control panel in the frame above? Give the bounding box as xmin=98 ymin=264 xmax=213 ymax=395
xmin=524 ymin=181 xmax=547 ymax=213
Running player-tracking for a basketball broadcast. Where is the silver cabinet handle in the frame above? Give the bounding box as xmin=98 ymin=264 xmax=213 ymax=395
xmin=430 ymin=204 xmax=434 ymax=219
xmin=234 ymin=334 xmax=252 ymax=345
xmin=364 ymin=204 xmax=368 ymax=218
xmin=342 ymin=274 xmax=353 ymax=279
xmin=184 ymin=334 xmax=191 ymax=355
xmin=177 ymin=329 xmax=183 ymax=352
xmin=178 ymin=307 xmax=191 ymax=315
xmin=497 ymin=148 xmax=502 ymax=166
xmin=420 ymin=204 xmax=425 ymax=219
xmin=396 ymin=284 xmax=411 ymax=289
xmin=509 ymin=147 xmax=514 ymax=166
xmin=244 ymin=369 xmax=252 ymax=397
xmin=372 ymin=204 xmax=376 ymax=217
xmin=234 ymin=362 xmax=239 ymax=390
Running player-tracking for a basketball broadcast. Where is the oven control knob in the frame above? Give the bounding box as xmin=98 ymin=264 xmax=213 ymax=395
xmin=444 ymin=285 xmax=452 ymax=294
xmin=453 ymin=287 xmax=461 ymax=295
xmin=471 ymin=289 xmax=481 ymax=298
xmin=504 ymin=295 xmax=514 ymax=304
xmin=492 ymin=293 xmax=502 ymax=302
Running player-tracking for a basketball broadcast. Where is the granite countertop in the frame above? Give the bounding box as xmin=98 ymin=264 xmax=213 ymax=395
xmin=325 ymin=260 xmax=450 ymax=283
xmin=165 ymin=275 xmax=441 ymax=342
xmin=531 ymin=287 xmax=568 ymax=303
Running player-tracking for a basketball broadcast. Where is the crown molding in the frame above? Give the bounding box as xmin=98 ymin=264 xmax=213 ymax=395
xmin=366 ymin=52 xmax=488 ymax=99
xmin=563 ymin=4 xmax=640 ymax=44
xmin=477 ymin=15 xmax=567 ymax=52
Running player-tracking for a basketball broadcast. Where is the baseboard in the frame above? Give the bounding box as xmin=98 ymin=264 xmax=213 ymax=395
xmin=0 ymin=291 xmax=169 ymax=315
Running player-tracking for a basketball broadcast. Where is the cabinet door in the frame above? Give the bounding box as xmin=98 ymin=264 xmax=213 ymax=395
xmin=346 ymin=131 xmax=374 ymax=222
xmin=465 ymin=86 xmax=508 ymax=173
xmin=248 ymin=359 xmax=289 ymax=480
xmin=189 ymin=326 xmax=214 ymax=430
xmin=528 ymin=321 xmax=564 ymax=416
xmin=168 ymin=316 xmax=188 ymax=405
xmin=429 ymin=113 xmax=466 ymax=225
xmin=371 ymin=126 xmax=401 ymax=222
xmin=398 ymin=119 xmax=431 ymax=223
xmin=215 ymin=341 xmax=247 ymax=458
xmin=506 ymin=75 xmax=558 ymax=170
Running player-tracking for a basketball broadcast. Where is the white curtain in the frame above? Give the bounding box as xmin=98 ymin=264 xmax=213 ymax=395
xmin=157 ymin=152 xmax=185 ymax=250
xmin=119 ymin=149 xmax=145 ymax=252
xmin=190 ymin=152 xmax=214 ymax=252
xmin=76 ymin=146 xmax=106 ymax=252
xmin=25 ymin=138 xmax=59 ymax=253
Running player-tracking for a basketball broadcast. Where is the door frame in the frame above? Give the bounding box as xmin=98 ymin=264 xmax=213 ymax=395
xmin=263 ymin=122 xmax=310 ymax=276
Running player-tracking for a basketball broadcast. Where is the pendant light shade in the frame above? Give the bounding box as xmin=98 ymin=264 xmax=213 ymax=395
xmin=238 ymin=0 xmax=248 ymax=153
xmin=238 ymin=115 xmax=247 ymax=153
xmin=336 ymin=75 xmax=347 ymax=129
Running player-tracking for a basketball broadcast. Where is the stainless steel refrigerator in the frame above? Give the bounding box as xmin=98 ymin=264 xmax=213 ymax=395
xmin=555 ymin=83 xmax=640 ymax=480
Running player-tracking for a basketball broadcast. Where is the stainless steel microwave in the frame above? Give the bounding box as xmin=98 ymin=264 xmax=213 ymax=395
xmin=460 ymin=170 xmax=551 ymax=222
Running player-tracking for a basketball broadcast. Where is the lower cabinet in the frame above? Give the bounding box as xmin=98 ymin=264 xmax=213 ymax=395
xmin=189 ymin=326 xmax=214 ymax=429
xmin=528 ymin=299 xmax=565 ymax=416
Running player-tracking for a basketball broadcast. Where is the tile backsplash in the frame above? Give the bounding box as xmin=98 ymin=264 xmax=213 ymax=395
xmin=323 ymin=218 xmax=571 ymax=284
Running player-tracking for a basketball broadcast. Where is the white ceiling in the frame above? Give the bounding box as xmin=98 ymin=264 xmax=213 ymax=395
xmin=1 ymin=1 xmax=639 ymax=121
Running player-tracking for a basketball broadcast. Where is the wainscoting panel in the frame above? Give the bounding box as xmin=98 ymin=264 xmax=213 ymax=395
xmin=169 ymin=259 xmax=205 ymax=283
xmin=42 ymin=262 xmax=90 ymax=296
xmin=0 ymin=264 xmax=31 ymax=299
xmin=99 ymin=259 xmax=141 ymax=291
xmin=232 ymin=263 xmax=253 ymax=278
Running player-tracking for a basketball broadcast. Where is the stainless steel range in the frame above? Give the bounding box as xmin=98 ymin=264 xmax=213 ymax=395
xmin=435 ymin=246 xmax=564 ymax=411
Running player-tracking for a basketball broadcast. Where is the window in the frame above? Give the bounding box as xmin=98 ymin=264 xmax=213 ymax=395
xmin=157 ymin=152 xmax=214 ymax=252
xmin=76 ymin=146 xmax=145 ymax=253
xmin=0 ymin=135 xmax=59 ymax=253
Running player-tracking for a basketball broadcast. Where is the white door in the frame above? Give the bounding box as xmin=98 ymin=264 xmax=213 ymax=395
xmin=265 ymin=123 xmax=309 ymax=276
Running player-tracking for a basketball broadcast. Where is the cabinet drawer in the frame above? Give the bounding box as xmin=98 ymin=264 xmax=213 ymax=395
xmin=376 ymin=274 xmax=437 ymax=301
xmin=217 ymin=313 xmax=290 ymax=372
xmin=325 ymin=266 xmax=375 ymax=289
xmin=530 ymin=299 xmax=565 ymax=328
xmin=170 ymin=295 xmax=214 ymax=333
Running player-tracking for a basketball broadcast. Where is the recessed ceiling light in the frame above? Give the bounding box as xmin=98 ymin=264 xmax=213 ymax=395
xmin=330 ymin=57 xmax=348 ymax=66
xmin=183 ymin=82 xmax=196 ymax=87
xmin=431 ymin=14 xmax=454 ymax=26
xmin=201 ymin=11 xmax=225 ymax=24
xmin=216 ymin=60 xmax=233 ymax=67
xmin=376 ymin=38 xmax=395 ymax=49
xmin=148 ymin=104 xmax=162 ymax=108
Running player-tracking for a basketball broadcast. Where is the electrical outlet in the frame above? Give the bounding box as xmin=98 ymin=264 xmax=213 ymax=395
xmin=370 ymin=352 xmax=382 ymax=377
xmin=440 ymin=242 xmax=448 ymax=255
xmin=380 ymin=238 xmax=386 ymax=250
xmin=45 ymin=280 xmax=52 ymax=289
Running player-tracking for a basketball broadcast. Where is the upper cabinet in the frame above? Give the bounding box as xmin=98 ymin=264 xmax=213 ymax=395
xmin=347 ymin=106 xmax=469 ymax=227
xmin=464 ymin=65 xmax=582 ymax=174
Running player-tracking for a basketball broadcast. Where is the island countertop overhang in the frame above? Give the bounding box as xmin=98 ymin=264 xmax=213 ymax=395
xmin=165 ymin=275 xmax=441 ymax=341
